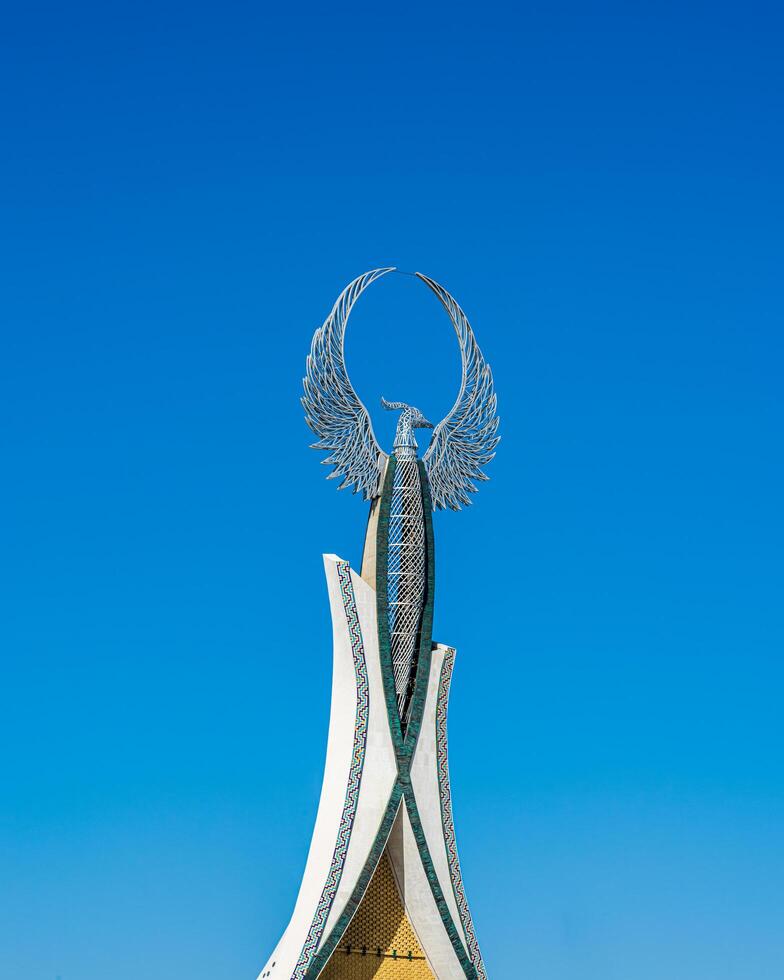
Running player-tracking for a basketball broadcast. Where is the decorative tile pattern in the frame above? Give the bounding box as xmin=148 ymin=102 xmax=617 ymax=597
xmin=319 ymin=852 xmax=435 ymax=979
xmin=306 ymin=787 xmax=404 ymax=979
xmin=403 ymin=791 xmax=478 ymax=979
xmin=437 ymin=649 xmax=487 ymax=980
xmin=292 ymin=561 xmax=370 ymax=980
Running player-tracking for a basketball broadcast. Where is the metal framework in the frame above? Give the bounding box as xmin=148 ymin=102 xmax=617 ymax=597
xmin=302 ymin=268 xmax=499 ymax=512
xmin=302 ymin=268 xmax=499 ymax=734
xmin=382 ymin=398 xmax=433 ymax=723
xmin=416 ymin=274 xmax=500 ymax=512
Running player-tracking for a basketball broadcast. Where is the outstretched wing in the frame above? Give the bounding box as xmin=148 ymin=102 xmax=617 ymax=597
xmin=418 ymin=273 xmax=500 ymax=510
xmin=302 ymin=268 xmax=393 ymax=499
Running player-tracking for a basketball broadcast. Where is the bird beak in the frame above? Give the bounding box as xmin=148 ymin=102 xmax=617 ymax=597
xmin=422 ymin=418 xmax=434 ymax=429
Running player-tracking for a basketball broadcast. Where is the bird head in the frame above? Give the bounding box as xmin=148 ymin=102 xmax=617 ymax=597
xmin=381 ymin=398 xmax=434 ymax=429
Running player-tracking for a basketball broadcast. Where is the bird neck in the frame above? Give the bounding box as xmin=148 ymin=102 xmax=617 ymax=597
xmin=393 ymin=410 xmax=418 ymax=456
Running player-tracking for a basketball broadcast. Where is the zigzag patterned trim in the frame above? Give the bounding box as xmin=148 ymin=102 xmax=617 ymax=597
xmin=437 ymin=648 xmax=487 ymax=980
xmin=292 ymin=561 xmax=370 ymax=979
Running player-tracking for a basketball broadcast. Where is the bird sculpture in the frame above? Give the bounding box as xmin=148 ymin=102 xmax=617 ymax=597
xmin=302 ymin=268 xmax=499 ymax=731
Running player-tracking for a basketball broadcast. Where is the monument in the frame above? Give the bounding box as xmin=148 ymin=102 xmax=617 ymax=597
xmin=258 ymin=269 xmax=499 ymax=979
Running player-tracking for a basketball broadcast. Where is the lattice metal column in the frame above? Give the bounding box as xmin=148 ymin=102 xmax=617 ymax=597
xmin=387 ymin=447 xmax=426 ymax=726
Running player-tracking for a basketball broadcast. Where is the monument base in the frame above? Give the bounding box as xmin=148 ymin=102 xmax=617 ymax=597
xmin=257 ymin=556 xmax=485 ymax=980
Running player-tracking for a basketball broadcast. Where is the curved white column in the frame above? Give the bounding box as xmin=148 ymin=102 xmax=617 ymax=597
xmin=257 ymin=555 xmax=397 ymax=980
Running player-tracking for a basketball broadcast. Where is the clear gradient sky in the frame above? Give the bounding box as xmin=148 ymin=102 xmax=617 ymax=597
xmin=2 ymin=2 xmax=783 ymax=978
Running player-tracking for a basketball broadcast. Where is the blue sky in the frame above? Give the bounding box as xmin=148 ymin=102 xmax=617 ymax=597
xmin=1 ymin=1 xmax=783 ymax=978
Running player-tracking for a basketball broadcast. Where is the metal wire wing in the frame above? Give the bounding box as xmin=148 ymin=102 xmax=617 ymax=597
xmin=302 ymin=268 xmax=393 ymax=499
xmin=417 ymin=273 xmax=500 ymax=510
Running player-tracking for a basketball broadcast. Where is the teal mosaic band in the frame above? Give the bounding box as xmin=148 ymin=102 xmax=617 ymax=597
xmin=374 ymin=455 xmax=406 ymax=759
xmin=401 ymin=461 xmax=437 ymax=759
xmin=301 ymin=467 xmax=482 ymax=979
xmin=375 ymin=458 xmax=437 ymax=764
xmin=304 ymin=784 xmax=404 ymax=979
xmin=437 ymin=648 xmax=487 ymax=979
xmin=305 ymin=782 xmax=476 ymax=980
xmin=372 ymin=461 xmax=476 ymax=979
xmin=403 ymin=790 xmax=478 ymax=979
xmin=293 ymin=561 xmax=370 ymax=980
